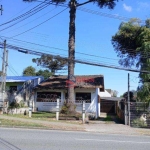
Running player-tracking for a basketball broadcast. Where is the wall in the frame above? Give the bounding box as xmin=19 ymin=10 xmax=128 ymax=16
xmin=5 ymin=82 xmax=24 ymax=103
xmin=35 ymin=88 xmax=98 ymax=115
xmin=4 ymin=77 xmax=44 ymax=104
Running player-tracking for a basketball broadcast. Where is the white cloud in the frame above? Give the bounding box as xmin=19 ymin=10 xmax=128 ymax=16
xmin=123 ymin=3 xmax=132 ymax=12
xmin=137 ymin=2 xmax=150 ymax=10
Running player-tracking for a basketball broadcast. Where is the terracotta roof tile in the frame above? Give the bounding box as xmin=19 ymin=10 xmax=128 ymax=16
xmin=35 ymin=75 xmax=104 ymax=89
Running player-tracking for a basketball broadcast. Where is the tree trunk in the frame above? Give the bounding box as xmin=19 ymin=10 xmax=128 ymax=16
xmin=67 ymin=0 xmax=76 ymax=112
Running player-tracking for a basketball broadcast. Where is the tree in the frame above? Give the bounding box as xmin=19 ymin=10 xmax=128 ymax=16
xmin=23 ymin=66 xmax=53 ymax=79
xmin=32 ymin=55 xmax=67 ymax=74
xmin=112 ymin=18 xmax=150 ymax=68
xmin=23 ymin=66 xmax=36 ymax=76
xmin=112 ymin=19 xmax=150 ymax=102
xmin=36 ymin=69 xmax=53 ymax=79
xmin=112 ymin=90 xmax=118 ymax=97
xmin=23 ymin=0 xmax=120 ymax=112
xmin=123 ymin=91 xmax=136 ymax=102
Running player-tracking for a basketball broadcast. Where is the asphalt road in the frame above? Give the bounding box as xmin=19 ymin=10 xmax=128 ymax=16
xmin=0 ymin=127 xmax=150 ymax=150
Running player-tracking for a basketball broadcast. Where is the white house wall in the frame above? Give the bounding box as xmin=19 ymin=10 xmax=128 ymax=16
xmin=35 ymin=89 xmax=65 ymax=112
xmin=35 ymin=88 xmax=98 ymax=115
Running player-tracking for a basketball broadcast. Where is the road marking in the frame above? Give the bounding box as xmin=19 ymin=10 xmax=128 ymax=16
xmin=75 ymin=139 xmax=150 ymax=144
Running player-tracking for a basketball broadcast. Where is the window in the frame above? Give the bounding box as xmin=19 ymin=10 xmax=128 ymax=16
xmin=37 ymin=92 xmax=61 ymax=102
xmin=75 ymin=93 xmax=91 ymax=103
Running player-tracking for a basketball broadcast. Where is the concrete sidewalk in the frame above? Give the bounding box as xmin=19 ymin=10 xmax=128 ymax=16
xmin=0 ymin=115 xmax=150 ymax=136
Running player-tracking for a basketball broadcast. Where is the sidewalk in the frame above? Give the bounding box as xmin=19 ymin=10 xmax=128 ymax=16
xmin=0 ymin=115 xmax=150 ymax=136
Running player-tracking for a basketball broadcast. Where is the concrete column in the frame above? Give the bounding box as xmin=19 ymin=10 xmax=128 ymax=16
xmin=56 ymin=98 xmax=59 ymax=121
xmin=82 ymin=101 xmax=85 ymax=124
xmin=29 ymin=100 xmax=32 ymax=118
xmin=98 ymin=96 xmax=101 ymax=117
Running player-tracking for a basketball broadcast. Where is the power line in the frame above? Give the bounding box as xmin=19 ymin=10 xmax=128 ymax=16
xmin=1 ymin=35 xmax=150 ymax=68
xmin=1 ymin=43 xmax=150 ymax=74
xmin=0 ymin=2 xmax=51 ymax=32
xmin=0 ymin=36 xmax=120 ymax=62
xmin=11 ymin=7 xmax=68 ymax=38
xmin=25 ymin=0 xmax=146 ymax=23
xmin=77 ymin=7 xmax=145 ymax=23
xmin=3 ymin=7 xmax=56 ymax=34
xmin=8 ymin=63 xmax=20 ymax=76
xmin=0 ymin=1 xmax=46 ymax=27
xmin=5 ymin=2 xmax=35 ymax=21
xmin=1 ymin=36 xmax=150 ymax=68
xmin=4 ymin=35 xmax=150 ymax=65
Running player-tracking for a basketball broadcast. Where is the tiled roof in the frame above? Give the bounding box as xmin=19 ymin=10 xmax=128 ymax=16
xmin=35 ymin=75 xmax=104 ymax=89
xmin=0 ymin=76 xmax=43 ymax=82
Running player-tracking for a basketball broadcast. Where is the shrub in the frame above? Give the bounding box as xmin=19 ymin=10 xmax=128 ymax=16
xmin=19 ymin=100 xmax=25 ymax=108
xmin=9 ymin=101 xmax=19 ymax=109
xmin=132 ymin=118 xmax=147 ymax=128
xmin=60 ymin=101 xmax=76 ymax=114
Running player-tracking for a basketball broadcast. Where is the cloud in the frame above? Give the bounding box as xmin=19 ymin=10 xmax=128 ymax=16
xmin=137 ymin=2 xmax=150 ymax=9
xmin=123 ymin=3 xmax=132 ymax=12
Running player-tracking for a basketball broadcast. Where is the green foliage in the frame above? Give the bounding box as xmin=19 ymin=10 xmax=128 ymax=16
xmin=18 ymin=100 xmax=25 ymax=108
xmin=132 ymin=118 xmax=147 ymax=128
xmin=60 ymin=101 xmax=76 ymax=114
xmin=9 ymin=100 xmax=26 ymax=109
xmin=9 ymin=101 xmax=19 ymax=109
xmin=23 ymin=66 xmax=36 ymax=76
xmin=137 ymin=83 xmax=150 ymax=102
xmin=32 ymin=55 xmax=67 ymax=74
xmin=23 ymin=66 xmax=53 ymax=79
xmin=122 ymin=90 xmax=137 ymax=102
xmin=112 ymin=18 xmax=150 ymax=68
xmin=104 ymin=115 xmax=112 ymax=121
xmin=112 ymin=19 xmax=150 ymax=102
xmin=36 ymin=69 xmax=53 ymax=79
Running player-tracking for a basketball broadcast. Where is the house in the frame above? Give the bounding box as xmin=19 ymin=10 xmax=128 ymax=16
xmin=0 ymin=76 xmax=44 ymax=107
xmin=33 ymin=75 xmax=104 ymax=118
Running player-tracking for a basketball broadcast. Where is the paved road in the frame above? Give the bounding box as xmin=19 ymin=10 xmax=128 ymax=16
xmin=0 ymin=127 xmax=150 ymax=150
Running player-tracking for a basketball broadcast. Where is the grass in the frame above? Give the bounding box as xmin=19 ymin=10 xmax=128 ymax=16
xmin=104 ymin=115 xmax=112 ymax=121
xmin=0 ymin=118 xmax=46 ymax=128
xmin=4 ymin=112 xmax=56 ymax=121
xmin=4 ymin=111 xmax=82 ymax=121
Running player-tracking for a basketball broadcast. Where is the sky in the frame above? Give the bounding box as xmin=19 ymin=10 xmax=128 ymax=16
xmin=0 ymin=0 xmax=150 ymax=96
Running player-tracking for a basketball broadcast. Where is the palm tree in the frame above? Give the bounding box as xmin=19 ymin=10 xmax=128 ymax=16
xmin=23 ymin=0 xmax=120 ymax=111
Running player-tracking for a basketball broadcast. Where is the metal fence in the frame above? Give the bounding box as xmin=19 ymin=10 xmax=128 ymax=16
xmin=130 ymin=102 xmax=150 ymax=128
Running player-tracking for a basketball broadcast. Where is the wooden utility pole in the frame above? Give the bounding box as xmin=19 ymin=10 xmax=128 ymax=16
xmin=128 ymin=73 xmax=130 ymax=126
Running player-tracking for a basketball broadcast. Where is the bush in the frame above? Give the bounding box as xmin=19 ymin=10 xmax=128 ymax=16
xmin=132 ymin=118 xmax=147 ymax=128
xmin=8 ymin=100 xmax=26 ymax=109
xmin=19 ymin=100 xmax=25 ymax=108
xmin=60 ymin=101 xmax=76 ymax=114
xmin=9 ymin=101 xmax=19 ymax=109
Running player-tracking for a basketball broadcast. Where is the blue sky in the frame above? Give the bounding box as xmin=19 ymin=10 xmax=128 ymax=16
xmin=0 ymin=0 xmax=150 ymax=96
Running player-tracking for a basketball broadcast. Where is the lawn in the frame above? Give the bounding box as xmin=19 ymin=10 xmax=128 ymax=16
xmin=4 ymin=111 xmax=82 ymax=121
xmin=0 ymin=118 xmax=46 ymax=128
xmin=4 ymin=112 xmax=56 ymax=120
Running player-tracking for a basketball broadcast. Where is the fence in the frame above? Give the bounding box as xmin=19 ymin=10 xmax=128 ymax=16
xmin=33 ymin=99 xmax=87 ymax=123
xmin=130 ymin=102 xmax=150 ymax=128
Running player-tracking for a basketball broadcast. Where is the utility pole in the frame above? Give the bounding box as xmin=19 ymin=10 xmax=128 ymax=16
xmin=3 ymin=50 xmax=8 ymax=93
xmin=128 ymin=73 xmax=130 ymax=126
xmin=0 ymin=40 xmax=7 ymax=114
xmin=0 ymin=5 xmax=3 ymax=15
